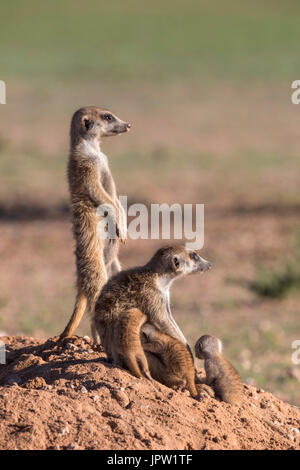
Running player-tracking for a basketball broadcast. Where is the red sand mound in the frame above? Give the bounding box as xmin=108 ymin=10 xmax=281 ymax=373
xmin=0 ymin=335 xmax=299 ymax=450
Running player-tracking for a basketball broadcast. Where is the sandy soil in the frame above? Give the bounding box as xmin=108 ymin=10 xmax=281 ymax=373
xmin=0 ymin=335 xmax=299 ymax=450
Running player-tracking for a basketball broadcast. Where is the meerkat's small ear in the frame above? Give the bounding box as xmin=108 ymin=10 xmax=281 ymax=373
xmin=82 ymin=117 xmax=94 ymax=131
xmin=172 ymin=255 xmax=181 ymax=271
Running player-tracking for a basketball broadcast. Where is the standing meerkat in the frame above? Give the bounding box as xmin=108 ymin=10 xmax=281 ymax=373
xmin=141 ymin=323 xmax=199 ymax=397
xmin=195 ymin=334 xmax=243 ymax=405
xmin=93 ymin=245 xmax=211 ymax=376
xmin=60 ymin=106 xmax=131 ymax=339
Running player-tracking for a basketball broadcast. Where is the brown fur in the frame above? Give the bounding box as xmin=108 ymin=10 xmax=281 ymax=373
xmin=93 ymin=245 xmax=211 ymax=377
xmin=60 ymin=106 xmax=131 ymax=339
xmin=195 ymin=334 xmax=243 ymax=405
xmin=112 ymin=308 xmax=151 ymax=379
xmin=142 ymin=324 xmax=198 ymax=397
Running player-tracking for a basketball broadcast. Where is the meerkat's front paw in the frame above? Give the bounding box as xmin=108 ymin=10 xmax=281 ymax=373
xmin=174 ymin=381 xmax=186 ymax=393
xmin=118 ymin=214 xmax=128 ymax=243
xmin=116 ymin=225 xmax=127 ymax=244
xmin=196 ymin=383 xmax=215 ymax=398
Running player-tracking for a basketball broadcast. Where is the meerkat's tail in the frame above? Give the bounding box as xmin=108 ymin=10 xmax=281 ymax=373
xmin=60 ymin=292 xmax=88 ymax=338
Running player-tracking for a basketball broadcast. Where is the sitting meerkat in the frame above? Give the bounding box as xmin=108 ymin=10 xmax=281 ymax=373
xmin=195 ymin=334 xmax=243 ymax=405
xmin=112 ymin=308 xmax=151 ymax=379
xmin=93 ymin=245 xmax=211 ymax=378
xmin=141 ymin=323 xmax=199 ymax=397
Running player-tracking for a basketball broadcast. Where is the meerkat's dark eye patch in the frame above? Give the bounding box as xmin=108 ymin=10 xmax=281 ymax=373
xmin=189 ymin=252 xmax=199 ymax=262
xmin=173 ymin=256 xmax=180 ymax=269
xmin=103 ymin=113 xmax=114 ymax=122
xmin=83 ymin=119 xmax=94 ymax=131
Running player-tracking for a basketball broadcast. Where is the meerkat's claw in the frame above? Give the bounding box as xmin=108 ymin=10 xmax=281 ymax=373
xmin=143 ymin=370 xmax=152 ymax=381
xmin=115 ymin=226 xmax=127 ymax=244
xmin=176 ymin=382 xmax=186 ymax=393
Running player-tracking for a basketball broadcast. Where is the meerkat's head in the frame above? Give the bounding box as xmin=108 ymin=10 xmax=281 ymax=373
xmin=195 ymin=334 xmax=222 ymax=359
xmin=70 ymin=106 xmax=131 ymax=146
xmin=147 ymin=245 xmax=211 ymax=280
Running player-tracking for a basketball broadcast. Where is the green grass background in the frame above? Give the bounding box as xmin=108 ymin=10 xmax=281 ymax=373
xmin=1 ymin=0 xmax=300 ymax=83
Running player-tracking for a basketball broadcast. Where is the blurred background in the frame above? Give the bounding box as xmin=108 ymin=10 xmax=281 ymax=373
xmin=0 ymin=0 xmax=299 ymax=405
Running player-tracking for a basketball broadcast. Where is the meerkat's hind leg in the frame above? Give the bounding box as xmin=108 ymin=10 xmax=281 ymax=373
xmin=91 ymin=318 xmax=101 ymax=345
xmin=86 ymin=300 xmax=101 ymax=345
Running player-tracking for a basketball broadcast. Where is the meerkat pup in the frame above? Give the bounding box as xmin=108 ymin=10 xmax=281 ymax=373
xmin=112 ymin=308 xmax=151 ymax=379
xmin=60 ymin=106 xmax=131 ymax=339
xmin=93 ymin=245 xmax=211 ymax=377
xmin=141 ymin=324 xmax=199 ymax=397
xmin=195 ymin=334 xmax=243 ymax=405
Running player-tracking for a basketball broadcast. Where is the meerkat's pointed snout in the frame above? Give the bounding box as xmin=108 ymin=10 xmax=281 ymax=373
xmin=193 ymin=251 xmax=211 ymax=272
xmin=114 ymin=119 xmax=131 ymax=135
xmin=199 ymin=258 xmax=212 ymax=272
